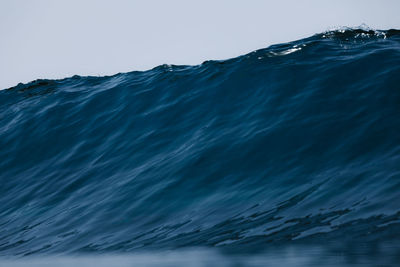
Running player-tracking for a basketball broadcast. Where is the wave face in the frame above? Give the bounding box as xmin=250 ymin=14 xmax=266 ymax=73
xmin=1 ymin=29 xmax=400 ymax=263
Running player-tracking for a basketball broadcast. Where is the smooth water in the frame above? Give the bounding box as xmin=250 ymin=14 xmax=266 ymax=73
xmin=1 ymin=28 xmax=400 ymax=266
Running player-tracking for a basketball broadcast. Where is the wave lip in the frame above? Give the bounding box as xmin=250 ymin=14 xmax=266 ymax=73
xmin=0 ymin=28 xmax=400 ymax=263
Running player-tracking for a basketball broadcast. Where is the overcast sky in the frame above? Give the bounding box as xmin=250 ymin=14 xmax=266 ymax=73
xmin=1 ymin=0 xmax=400 ymax=89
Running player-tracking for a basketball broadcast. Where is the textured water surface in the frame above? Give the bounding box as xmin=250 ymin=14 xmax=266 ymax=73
xmin=1 ymin=28 xmax=400 ymax=266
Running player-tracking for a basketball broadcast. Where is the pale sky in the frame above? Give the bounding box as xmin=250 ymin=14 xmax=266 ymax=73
xmin=1 ymin=0 xmax=400 ymax=89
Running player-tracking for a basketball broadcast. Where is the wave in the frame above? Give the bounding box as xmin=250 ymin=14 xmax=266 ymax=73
xmin=1 ymin=28 xmax=400 ymax=264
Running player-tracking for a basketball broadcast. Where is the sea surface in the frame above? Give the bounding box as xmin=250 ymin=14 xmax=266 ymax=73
xmin=1 ymin=28 xmax=400 ymax=266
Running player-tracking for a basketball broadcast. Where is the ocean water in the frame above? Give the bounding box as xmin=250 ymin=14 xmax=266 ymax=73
xmin=1 ymin=28 xmax=400 ymax=266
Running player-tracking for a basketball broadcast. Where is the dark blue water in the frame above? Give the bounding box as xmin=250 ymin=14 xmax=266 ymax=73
xmin=1 ymin=28 xmax=400 ymax=266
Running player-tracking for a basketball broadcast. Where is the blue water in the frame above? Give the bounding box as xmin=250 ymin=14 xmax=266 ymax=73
xmin=1 ymin=28 xmax=400 ymax=266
